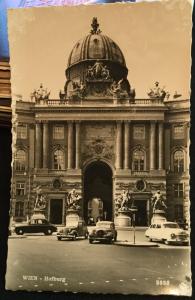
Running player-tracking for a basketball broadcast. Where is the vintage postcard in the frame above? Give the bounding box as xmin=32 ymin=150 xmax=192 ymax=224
xmin=6 ymin=1 xmax=192 ymax=295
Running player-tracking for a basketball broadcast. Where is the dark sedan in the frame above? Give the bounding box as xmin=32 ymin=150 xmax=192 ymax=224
xmin=15 ymin=218 xmax=57 ymax=235
xmin=89 ymin=221 xmax=117 ymax=244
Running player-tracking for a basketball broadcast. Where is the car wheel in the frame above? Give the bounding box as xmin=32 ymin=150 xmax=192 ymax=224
xmin=18 ymin=229 xmax=24 ymax=235
xmin=89 ymin=239 xmax=93 ymax=244
xmin=73 ymin=234 xmax=77 ymax=241
xmin=57 ymin=236 xmax=62 ymax=241
xmin=45 ymin=229 xmax=52 ymax=235
xmin=114 ymin=236 xmax=117 ymax=242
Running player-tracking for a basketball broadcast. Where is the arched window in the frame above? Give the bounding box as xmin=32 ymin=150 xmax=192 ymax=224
xmin=53 ymin=149 xmax=65 ymax=170
xmin=173 ymin=150 xmax=184 ymax=173
xmin=15 ymin=150 xmax=26 ymax=171
xmin=132 ymin=149 xmax=145 ymax=171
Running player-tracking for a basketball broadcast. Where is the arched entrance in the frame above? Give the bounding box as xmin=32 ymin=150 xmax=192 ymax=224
xmin=83 ymin=161 xmax=113 ymax=224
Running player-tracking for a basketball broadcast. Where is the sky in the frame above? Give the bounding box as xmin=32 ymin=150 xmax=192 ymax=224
xmin=7 ymin=0 xmax=192 ymax=100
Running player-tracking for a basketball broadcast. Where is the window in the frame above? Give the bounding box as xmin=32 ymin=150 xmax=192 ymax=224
xmin=53 ymin=149 xmax=65 ymax=170
xmin=17 ymin=125 xmax=27 ymax=139
xmin=53 ymin=126 xmax=64 ymax=139
xmin=132 ymin=150 xmax=145 ymax=171
xmin=174 ymin=183 xmax=184 ymax=198
xmin=173 ymin=125 xmax=184 ymax=139
xmin=133 ymin=125 xmax=145 ymax=139
xmin=173 ymin=150 xmax=184 ymax=173
xmin=175 ymin=204 xmax=183 ymax=220
xmin=15 ymin=150 xmax=26 ymax=171
xmin=15 ymin=201 xmax=24 ymax=217
xmin=16 ymin=182 xmax=25 ymax=196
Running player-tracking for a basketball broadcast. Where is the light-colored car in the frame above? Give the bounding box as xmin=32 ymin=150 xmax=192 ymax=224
xmin=89 ymin=221 xmax=117 ymax=244
xmin=57 ymin=220 xmax=88 ymax=241
xmin=145 ymin=221 xmax=189 ymax=245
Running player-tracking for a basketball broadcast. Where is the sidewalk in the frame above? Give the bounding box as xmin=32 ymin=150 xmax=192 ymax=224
xmin=114 ymin=227 xmax=158 ymax=247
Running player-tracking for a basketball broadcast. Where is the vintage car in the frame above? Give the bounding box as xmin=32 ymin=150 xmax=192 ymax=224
xmin=57 ymin=220 xmax=88 ymax=241
xmin=89 ymin=221 xmax=117 ymax=244
xmin=15 ymin=215 xmax=57 ymax=235
xmin=145 ymin=221 xmax=189 ymax=245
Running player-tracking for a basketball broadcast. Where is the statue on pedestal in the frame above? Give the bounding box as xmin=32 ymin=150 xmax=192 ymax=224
xmin=67 ymin=189 xmax=81 ymax=211
xmin=116 ymin=189 xmax=132 ymax=212
xmin=151 ymin=190 xmax=167 ymax=224
xmin=151 ymin=190 xmax=167 ymax=213
xmin=34 ymin=185 xmax=46 ymax=211
xmin=115 ymin=190 xmax=132 ymax=227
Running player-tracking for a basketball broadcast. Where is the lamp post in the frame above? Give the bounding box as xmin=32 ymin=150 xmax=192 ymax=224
xmin=24 ymin=168 xmax=33 ymax=221
xmin=130 ymin=206 xmax=138 ymax=244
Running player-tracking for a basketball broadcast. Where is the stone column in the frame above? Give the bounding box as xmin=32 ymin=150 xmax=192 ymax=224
xmin=186 ymin=123 xmax=190 ymax=172
xmin=67 ymin=121 xmax=74 ymax=169
xmin=124 ymin=121 xmax=130 ymax=169
xmin=150 ymin=122 xmax=156 ymax=170
xmin=35 ymin=122 xmax=42 ymax=169
xmin=75 ymin=122 xmax=81 ymax=169
xmin=43 ymin=122 xmax=49 ymax=168
xmin=158 ymin=122 xmax=163 ymax=170
xmin=116 ymin=121 xmax=122 ymax=169
xmin=164 ymin=124 xmax=171 ymax=171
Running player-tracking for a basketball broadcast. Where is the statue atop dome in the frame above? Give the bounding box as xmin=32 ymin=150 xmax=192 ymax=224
xmin=90 ymin=17 xmax=101 ymax=34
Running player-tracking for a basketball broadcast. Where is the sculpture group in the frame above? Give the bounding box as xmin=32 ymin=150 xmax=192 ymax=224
xmin=30 ymin=84 xmax=50 ymax=102
xmin=86 ymin=61 xmax=111 ymax=80
xmin=67 ymin=189 xmax=81 ymax=211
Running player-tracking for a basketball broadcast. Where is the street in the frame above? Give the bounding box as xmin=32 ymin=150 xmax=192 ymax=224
xmin=5 ymin=231 xmax=191 ymax=295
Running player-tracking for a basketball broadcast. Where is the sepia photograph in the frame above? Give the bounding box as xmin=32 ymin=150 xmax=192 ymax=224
xmin=5 ymin=1 xmax=192 ymax=295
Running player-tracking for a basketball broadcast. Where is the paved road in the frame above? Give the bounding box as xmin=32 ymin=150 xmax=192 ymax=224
xmin=6 ymin=234 xmax=191 ymax=295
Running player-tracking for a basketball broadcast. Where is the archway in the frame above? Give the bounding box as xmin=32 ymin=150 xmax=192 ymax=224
xmin=83 ymin=161 xmax=113 ymax=223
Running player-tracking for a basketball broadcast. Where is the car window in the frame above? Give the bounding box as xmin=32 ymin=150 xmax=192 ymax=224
xmin=37 ymin=220 xmax=43 ymax=224
xmin=96 ymin=222 xmax=113 ymax=228
xmin=156 ymin=224 xmax=161 ymax=228
xmin=163 ymin=223 xmax=179 ymax=228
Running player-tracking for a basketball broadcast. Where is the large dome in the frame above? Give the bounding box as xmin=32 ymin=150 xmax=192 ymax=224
xmin=65 ymin=18 xmax=128 ymax=82
xmin=67 ymin=33 xmax=126 ymax=68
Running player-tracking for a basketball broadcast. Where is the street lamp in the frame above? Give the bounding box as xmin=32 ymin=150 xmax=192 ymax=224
xmin=130 ymin=205 xmax=138 ymax=244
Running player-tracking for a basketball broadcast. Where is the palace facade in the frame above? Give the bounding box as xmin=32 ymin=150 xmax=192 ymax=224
xmin=11 ymin=18 xmax=190 ymax=226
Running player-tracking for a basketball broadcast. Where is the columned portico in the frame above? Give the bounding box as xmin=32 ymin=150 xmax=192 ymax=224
xmin=68 ymin=121 xmax=74 ymax=169
xmin=150 ymin=121 xmax=156 ymax=170
xmin=35 ymin=122 xmax=42 ymax=169
xmin=116 ymin=121 xmax=122 ymax=169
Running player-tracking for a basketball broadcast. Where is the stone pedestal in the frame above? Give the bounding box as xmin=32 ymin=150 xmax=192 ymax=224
xmin=31 ymin=208 xmax=46 ymax=220
xmin=151 ymin=209 xmax=167 ymax=224
xmin=115 ymin=209 xmax=131 ymax=227
xmin=66 ymin=209 xmax=80 ymax=225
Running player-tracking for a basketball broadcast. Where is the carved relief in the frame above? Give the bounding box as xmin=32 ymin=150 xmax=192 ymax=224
xmin=147 ymin=182 xmax=166 ymax=191
xmin=81 ymin=138 xmax=114 ymax=162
